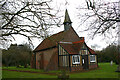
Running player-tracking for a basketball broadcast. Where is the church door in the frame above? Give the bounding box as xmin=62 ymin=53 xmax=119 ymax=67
xmin=82 ymin=55 xmax=89 ymax=70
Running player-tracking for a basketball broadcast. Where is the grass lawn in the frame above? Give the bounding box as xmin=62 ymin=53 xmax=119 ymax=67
xmin=2 ymin=66 xmax=44 ymax=73
xmin=69 ymin=63 xmax=120 ymax=78
xmin=2 ymin=66 xmax=61 ymax=73
xmin=2 ymin=63 xmax=120 ymax=78
xmin=2 ymin=70 xmax=57 ymax=78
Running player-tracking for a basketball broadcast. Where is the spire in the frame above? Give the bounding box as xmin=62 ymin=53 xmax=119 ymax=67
xmin=63 ymin=9 xmax=72 ymax=24
xmin=63 ymin=9 xmax=72 ymax=31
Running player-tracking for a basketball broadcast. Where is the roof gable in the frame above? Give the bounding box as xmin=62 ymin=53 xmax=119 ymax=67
xmin=59 ymin=41 xmax=84 ymax=55
xmin=59 ymin=41 xmax=96 ymax=55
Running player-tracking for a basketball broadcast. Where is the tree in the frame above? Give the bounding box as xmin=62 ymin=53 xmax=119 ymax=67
xmin=19 ymin=44 xmax=32 ymax=68
xmin=0 ymin=0 xmax=60 ymax=48
xmin=2 ymin=44 xmax=32 ymax=67
xmin=77 ymin=0 xmax=120 ymax=71
xmin=97 ymin=44 xmax=118 ymax=63
xmin=77 ymin=0 xmax=120 ymax=39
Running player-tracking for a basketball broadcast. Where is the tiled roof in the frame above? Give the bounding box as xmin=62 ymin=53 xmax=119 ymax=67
xmin=59 ymin=42 xmax=84 ymax=54
xmin=87 ymin=47 xmax=96 ymax=54
xmin=59 ymin=40 xmax=96 ymax=55
xmin=34 ymin=31 xmax=65 ymax=52
xmin=34 ymin=27 xmax=81 ymax=52
xmin=34 ymin=26 xmax=96 ymax=55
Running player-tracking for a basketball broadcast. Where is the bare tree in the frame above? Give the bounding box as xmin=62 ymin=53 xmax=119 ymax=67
xmin=77 ymin=0 xmax=120 ymax=72
xmin=77 ymin=0 xmax=120 ymax=40
xmin=0 ymin=0 xmax=61 ymax=48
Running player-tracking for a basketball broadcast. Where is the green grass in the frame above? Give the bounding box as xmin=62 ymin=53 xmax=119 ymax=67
xmin=2 ymin=66 xmax=62 ymax=75
xmin=69 ymin=63 xmax=120 ymax=78
xmin=2 ymin=66 xmax=44 ymax=73
xmin=2 ymin=63 xmax=120 ymax=78
xmin=2 ymin=70 xmax=57 ymax=78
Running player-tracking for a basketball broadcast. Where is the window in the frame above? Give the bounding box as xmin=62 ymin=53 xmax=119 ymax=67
xmin=72 ymin=55 xmax=80 ymax=64
xmin=90 ymin=55 xmax=96 ymax=62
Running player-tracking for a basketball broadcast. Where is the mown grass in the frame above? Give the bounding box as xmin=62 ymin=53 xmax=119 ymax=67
xmin=2 ymin=70 xmax=57 ymax=78
xmin=69 ymin=63 xmax=120 ymax=78
xmin=2 ymin=63 xmax=120 ymax=78
xmin=2 ymin=66 xmax=44 ymax=73
xmin=2 ymin=66 xmax=62 ymax=74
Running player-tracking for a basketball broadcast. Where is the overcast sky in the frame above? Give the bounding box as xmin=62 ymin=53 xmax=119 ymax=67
xmin=11 ymin=0 xmax=119 ymax=50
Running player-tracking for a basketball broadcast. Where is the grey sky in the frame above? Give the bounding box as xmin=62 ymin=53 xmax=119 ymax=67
xmin=12 ymin=0 xmax=119 ymax=50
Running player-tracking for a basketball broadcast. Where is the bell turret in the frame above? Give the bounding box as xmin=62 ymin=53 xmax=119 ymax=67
xmin=63 ymin=9 xmax=72 ymax=31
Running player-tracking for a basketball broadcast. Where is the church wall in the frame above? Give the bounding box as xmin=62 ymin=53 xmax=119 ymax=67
xmin=36 ymin=47 xmax=58 ymax=71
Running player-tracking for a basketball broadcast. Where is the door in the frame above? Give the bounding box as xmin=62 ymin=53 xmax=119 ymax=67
xmin=82 ymin=55 xmax=88 ymax=70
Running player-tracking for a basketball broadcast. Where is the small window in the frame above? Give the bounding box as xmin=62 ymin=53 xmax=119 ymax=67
xmin=72 ymin=55 xmax=80 ymax=64
xmin=90 ymin=55 xmax=96 ymax=62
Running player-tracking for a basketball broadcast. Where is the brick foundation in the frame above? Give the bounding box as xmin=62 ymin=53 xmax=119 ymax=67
xmin=59 ymin=64 xmax=98 ymax=72
xmin=71 ymin=66 xmax=83 ymax=71
xmin=89 ymin=63 xmax=98 ymax=69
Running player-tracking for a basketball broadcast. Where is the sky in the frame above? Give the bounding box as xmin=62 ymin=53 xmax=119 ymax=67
xmin=11 ymin=0 xmax=119 ymax=50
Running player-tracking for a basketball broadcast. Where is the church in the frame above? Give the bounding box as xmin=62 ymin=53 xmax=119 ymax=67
xmin=33 ymin=9 xmax=98 ymax=71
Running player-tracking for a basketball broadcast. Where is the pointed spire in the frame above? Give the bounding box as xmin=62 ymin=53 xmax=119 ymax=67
xmin=63 ymin=9 xmax=72 ymax=24
xmin=63 ymin=9 xmax=72 ymax=31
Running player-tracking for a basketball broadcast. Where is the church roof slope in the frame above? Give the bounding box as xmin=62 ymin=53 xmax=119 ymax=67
xmin=87 ymin=47 xmax=96 ymax=54
xmin=59 ymin=41 xmax=96 ymax=55
xmin=59 ymin=42 xmax=84 ymax=54
xmin=34 ymin=31 xmax=65 ymax=52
